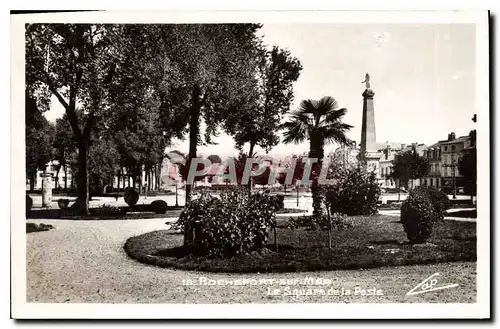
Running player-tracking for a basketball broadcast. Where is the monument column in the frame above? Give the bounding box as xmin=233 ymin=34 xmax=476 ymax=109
xmin=358 ymin=73 xmax=381 ymax=177
xmin=41 ymin=172 xmax=53 ymax=208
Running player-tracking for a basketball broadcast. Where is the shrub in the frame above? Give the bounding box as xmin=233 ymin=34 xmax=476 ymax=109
xmin=151 ymin=200 xmax=168 ymax=214
xmin=26 ymin=195 xmax=33 ymax=215
xmin=176 ymin=190 xmax=279 ymax=258
xmin=322 ymin=167 xmax=381 ymax=216
xmin=413 ymin=186 xmax=451 ymax=220
xmin=57 ymin=199 xmax=70 ymax=209
xmin=401 ymin=189 xmax=438 ymax=243
xmin=124 ymin=188 xmax=139 ymax=206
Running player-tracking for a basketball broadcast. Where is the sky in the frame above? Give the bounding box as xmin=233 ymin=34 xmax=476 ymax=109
xmin=44 ymin=23 xmax=476 ymax=158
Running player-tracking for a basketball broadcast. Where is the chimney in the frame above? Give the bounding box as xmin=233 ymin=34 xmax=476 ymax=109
xmin=385 ymin=144 xmax=390 ymax=160
xmin=448 ymin=132 xmax=456 ymax=141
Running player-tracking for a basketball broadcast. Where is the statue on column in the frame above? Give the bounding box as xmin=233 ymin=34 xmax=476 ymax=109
xmin=362 ymin=73 xmax=371 ymax=89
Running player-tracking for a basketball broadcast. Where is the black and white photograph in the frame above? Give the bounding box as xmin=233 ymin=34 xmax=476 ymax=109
xmin=10 ymin=10 xmax=490 ymax=319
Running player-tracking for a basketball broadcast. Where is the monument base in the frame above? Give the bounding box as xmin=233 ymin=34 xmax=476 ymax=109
xmin=357 ymin=151 xmax=382 ymax=179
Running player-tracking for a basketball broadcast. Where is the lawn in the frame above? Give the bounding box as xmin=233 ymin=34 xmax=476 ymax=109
xmin=124 ymin=215 xmax=476 ymax=273
xmin=26 ymin=207 xmax=304 ymax=220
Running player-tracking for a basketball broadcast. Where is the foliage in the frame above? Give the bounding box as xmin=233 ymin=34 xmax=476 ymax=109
xmin=401 ymin=188 xmax=438 ymax=243
xmin=151 ymin=200 xmax=168 ymax=214
xmin=412 ymin=186 xmax=451 ymax=220
xmin=322 ymin=167 xmax=381 ymax=216
xmin=282 ymin=96 xmax=353 ymax=217
xmin=458 ymin=147 xmax=477 ymax=196
xmin=124 ymin=187 xmax=139 ymax=206
xmin=176 ymin=190 xmax=280 ymax=258
xmin=25 ymin=92 xmax=55 ymax=181
xmin=125 ymin=215 xmax=476 ymax=273
xmin=391 ymin=148 xmax=429 ymax=187
xmin=286 ymin=213 xmax=353 ymax=231
xmin=53 ymin=114 xmax=76 ymax=189
xmin=225 ymin=45 xmax=302 ymax=156
xmin=88 ymin=138 xmax=120 ymax=194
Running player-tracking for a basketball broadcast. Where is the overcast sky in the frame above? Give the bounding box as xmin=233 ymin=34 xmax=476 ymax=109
xmin=44 ymin=23 xmax=476 ymax=158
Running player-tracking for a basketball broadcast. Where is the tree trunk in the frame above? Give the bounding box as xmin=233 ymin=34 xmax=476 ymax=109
xmin=184 ymin=86 xmax=202 ymax=247
xmin=247 ymin=141 xmax=256 ymax=195
xmin=309 ymin=137 xmax=323 ymax=218
xmin=74 ymin=140 xmax=90 ymax=214
xmin=63 ymin=164 xmax=68 ymax=191
xmin=185 ymin=87 xmax=201 ymax=205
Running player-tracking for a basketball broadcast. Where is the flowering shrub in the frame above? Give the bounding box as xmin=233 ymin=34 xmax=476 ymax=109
xmin=401 ymin=189 xmax=438 ymax=243
xmin=176 ymin=190 xmax=280 ymax=258
xmin=412 ymin=186 xmax=451 ymax=220
xmin=322 ymin=167 xmax=381 ymax=216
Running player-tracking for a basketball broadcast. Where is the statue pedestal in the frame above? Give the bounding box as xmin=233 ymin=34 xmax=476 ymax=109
xmin=358 ymin=151 xmax=382 ymax=179
xmin=41 ymin=173 xmax=53 ymax=208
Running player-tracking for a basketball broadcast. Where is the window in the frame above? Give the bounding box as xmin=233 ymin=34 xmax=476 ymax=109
xmin=451 ymin=145 xmax=456 ymax=151
xmin=444 ymin=146 xmax=448 ymax=151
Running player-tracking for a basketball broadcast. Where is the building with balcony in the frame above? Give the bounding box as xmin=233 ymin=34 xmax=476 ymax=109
xmin=422 ymin=132 xmax=472 ymax=192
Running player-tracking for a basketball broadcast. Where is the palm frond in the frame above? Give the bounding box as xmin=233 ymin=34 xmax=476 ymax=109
xmin=298 ymin=99 xmax=319 ymax=115
xmin=316 ymin=96 xmax=339 ymax=116
xmin=322 ymin=107 xmax=348 ymax=124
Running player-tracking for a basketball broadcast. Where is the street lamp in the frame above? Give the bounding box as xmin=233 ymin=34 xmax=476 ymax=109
xmin=442 ymin=160 xmax=458 ymax=199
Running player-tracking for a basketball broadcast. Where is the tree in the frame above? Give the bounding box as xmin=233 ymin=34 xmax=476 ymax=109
xmin=25 ymin=91 xmax=55 ymax=191
xmin=26 ymin=24 xmax=129 ymax=213
xmin=88 ymin=138 xmax=120 ymax=194
xmin=225 ymin=45 xmax=302 ymax=162
xmin=458 ymin=147 xmax=477 ymax=199
xmin=282 ymin=96 xmax=353 ymax=218
xmin=391 ymin=147 xmax=430 ymax=200
xmin=53 ymin=114 xmax=76 ymax=190
xmin=157 ymin=24 xmax=263 ymax=204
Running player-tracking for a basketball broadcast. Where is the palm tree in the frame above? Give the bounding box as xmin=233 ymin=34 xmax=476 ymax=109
xmin=282 ymin=96 xmax=353 ymax=217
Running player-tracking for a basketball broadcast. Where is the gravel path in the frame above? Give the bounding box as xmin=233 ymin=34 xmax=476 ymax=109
xmin=27 ymin=219 xmax=476 ymax=303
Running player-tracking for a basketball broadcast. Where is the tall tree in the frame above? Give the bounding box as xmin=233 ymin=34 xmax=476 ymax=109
xmin=225 ymin=46 xmax=302 ymax=159
xmin=391 ymin=147 xmax=429 ymax=196
xmin=458 ymin=147 xmax=477 ymax=199
xmin=53 ymin=114 xmax=76 ymax=190
xmin=282 ymin=96 xmax=353 ymax=218
xmin=25 ymin=91 xmax=55 ymax=191
xmin=158 ymin=24 xmax=263 ymax=203
xmin=26 ymin=24 xmax=127 ymax=213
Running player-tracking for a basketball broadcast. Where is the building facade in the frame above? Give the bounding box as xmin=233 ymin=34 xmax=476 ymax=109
xmin=422 ymin=132 xmax=472 ymax=192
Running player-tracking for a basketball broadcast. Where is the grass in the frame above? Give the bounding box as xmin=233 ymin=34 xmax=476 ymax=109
xmin=124 ymin=215 xmax=476 ymax=273
xmin=27 ymin=206 xmax=304 ymax=220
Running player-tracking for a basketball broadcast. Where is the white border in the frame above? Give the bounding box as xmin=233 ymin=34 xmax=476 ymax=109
xmin=10 ymin=10 xmax=490 ymax=319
